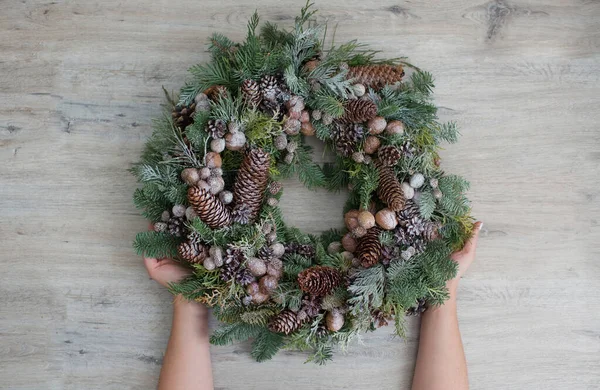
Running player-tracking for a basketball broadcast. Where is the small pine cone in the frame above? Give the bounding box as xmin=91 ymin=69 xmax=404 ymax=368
xmin=268 ymin=310 xmax=306 ymax=335
xmin=231 ymin=203 xmax=253 ymax=225
xmin=399 ymin=141 xmax=417 ymax=159
xmin=407 ymin=298 xmax=427 ymax=316
xmin=207 ymin=119 xmax=226 ymax=139
xmin=298 ymin=266 xmax=342 ymax=296
xmin=339 ymin=99 xmax=378 ymax=124
xmin=300 ymin=295 xmax=322 ymax=318
xmin=332 ymin=123 xmax=364 ymax=157
xmin=398 ymin=200 xmax=421 ymax=221
xmin=377 ymin=145 xmax=402 ymax=167
xmin=232 ymin=148 xmax=270 ymax=224
xmin=423 ymin=222 xmax=442 ymax=241
xmin=372 ymin=310 xmax=393 ymax=327
xmin=356 ymin=227 xmax=383 ymax=268
xmin=376 ymin=164 xmax=406 ymax=211
xmin=260 ymin=75 xmax=279 ymax=101
xmin=188 ymin=186 xmax=232 ymax=229
xmin=347 ymin=64 xmax=405 ymax=90
xmin=204 ymin=85 xmax=228 ymax=101
xmin=178 ymin=241 xmax=208 ymax=264
xmin=315 ymin=324 xmax=329 ymax=339
xmin=285 ymin=243 xmax=316 ymax=259
xmin=380 ymin=245 xmax=397 ymax=266
xmin=167 ymin=216 xmax=186 ymax=237
xmin=257 ymin=246 xmax=274 ymax=261
xmin=268 ymin=181 xmax=282 ymax=195
xmin=241 ymin=79 xmax=261 ymax=107
xmin=406 ymin=216 xmax=426 ymax=236
xmin=171 ymin=104 xmax=196 ymax=129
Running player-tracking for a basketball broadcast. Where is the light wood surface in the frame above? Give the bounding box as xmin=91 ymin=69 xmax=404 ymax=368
xmin=1 ymin=0 xmax=599 ymax=389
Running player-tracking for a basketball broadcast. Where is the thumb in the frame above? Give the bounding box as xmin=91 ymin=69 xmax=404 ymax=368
xmin=458 ymin=221 xmax=483 ymax=256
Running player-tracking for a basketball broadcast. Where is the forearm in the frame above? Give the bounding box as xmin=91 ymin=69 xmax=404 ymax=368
xmin=158 ymin=296 xmax=214 ymax=390
xmin=411 ymin=291 xmax=468 ymax=390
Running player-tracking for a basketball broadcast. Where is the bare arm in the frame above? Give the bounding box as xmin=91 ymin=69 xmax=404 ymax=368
xmin=143 ymin=256 xmax=214 ymax=390
xmin=411 ymin=221 xmax=482 ymax=390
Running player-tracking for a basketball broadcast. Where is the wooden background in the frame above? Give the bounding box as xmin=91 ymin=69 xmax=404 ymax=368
xmin=1 ymin=0 xmax=599 ymax=389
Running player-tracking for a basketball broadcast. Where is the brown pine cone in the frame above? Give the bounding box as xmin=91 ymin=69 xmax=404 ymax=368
xmin=376 ymin=163 xmax=406 ymax=211
xmin=178 ymin=241 xmax=208 ymax=263
xmin=297 ymin=266 xmax=342 ymax=296
xmin=241 ymin=79 xmax=261 ymax=107
xmin=347 ymin=64 xmax=405 ymax=90
xmin=339 ymin=99 xmax=378 ymax=124
xmin=188 ymin=186 xmax=232 ymax=229
xmin=171 ymin=103 xmax=196 ymax=129
xmin=423 ymin=221 xmax=442 ymax=241
xmin=232 ymin=148 xmax=270 ymax=224
xmin=268 ymin=310 xmax=306 ymax=335
xmin=167 ymin=216 xmax=186 ymax=237
xmin=356 ymin=226 xmax=383 ymax=268
xmin=206 ymin=119 xmax=226 ymax=139
xmin=331 ymin=123 xmax=364 ymax=157
xmin=377 ymin=145 xmax=402 ymax=167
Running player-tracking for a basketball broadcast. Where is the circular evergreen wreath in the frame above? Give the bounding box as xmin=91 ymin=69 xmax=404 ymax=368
xmin=132 ymin=3 xmax=473 ymax=364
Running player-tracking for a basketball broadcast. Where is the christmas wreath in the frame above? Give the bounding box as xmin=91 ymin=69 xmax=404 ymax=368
xmin=132 ymin=2 xmax=473 ymax=364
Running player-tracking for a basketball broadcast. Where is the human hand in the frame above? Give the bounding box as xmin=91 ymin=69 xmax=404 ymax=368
xmin=447 ymin=221 xmax=483 ymax=295
xmin=143 ymin=256 xmax=192 ymax=288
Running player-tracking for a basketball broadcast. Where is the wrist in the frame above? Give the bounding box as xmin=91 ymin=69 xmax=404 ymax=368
xmin=173 ymin=295 xmax=209 ymax=318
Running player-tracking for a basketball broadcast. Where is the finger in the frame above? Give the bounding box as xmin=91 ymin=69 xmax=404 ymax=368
xmin=143 ymin=256 xmax=159 ymax=275
xmin=461 ymin=221 xmax=483 ymax=255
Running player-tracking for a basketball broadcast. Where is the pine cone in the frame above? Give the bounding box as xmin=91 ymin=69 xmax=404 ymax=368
xmin=298 ymin=266 xmax=342 ymax=296
xmin=377 ymin=145 xmax=402 ymax=167
xmin=300 ymin=295 xmax=322 ymax=318
xmin=268 ymin=181 xmax=282 ymax=195
xmin=231 ymin=203 xmax=253 ymax=225
xmin=404 ymin=216 xmax=425 ymax=236
xmin=188 ymin=186 xmax=232 ymax=229
xmin=167 ymin=216 xmax=186 ymax=237
xmin=204 ymin=85 xmax=228 ymax=101
xmin=178 ymin=241 xmax=208 ymax=263
xmin=268 ymin=310 xmax=306 ymax=335
xmin=331 ymin=123 xmax=364 ymax=157
xmin=232 ymin=148 xmax=270 ymax=224
xmin=257 ymin=246 xmax=274 ymax=261
xmin=356 ymin=226 xmax=383 ymax=268
xmin=398 ymin=200 xmax=420 ymax=221
xmin=207 ymin=119 xmax=226 ymax=139
xmin=407 ymin=298 xmax=427 ymax=316
xmin=260 ymin=75 xmax=279 ymax=101
xmin=222 ymin=248 xmax=254 ymax=286
xmin=423 ymin=222 xmax=441 ymax=241
xmin=376 ymin=164 xmax=406 ymax=211
xmin=241 ymin=79 xmax=261 ymax=107
xmin=347 ymin=64 xmax=405 ymax=90
xmin=339 ymin=99 xmax=378 ymax=124
xmin=372 ymin=310 xmax=393 ymax=327
xmin=399 ymin=141 xmax=417 ymax=159
xmin=285 ymin=242 xmax=316 ymax=259
xmin=380 ymin=245 xmax=397 ymax=266
xmin=171 ymin=104 xmax=196 ymax=129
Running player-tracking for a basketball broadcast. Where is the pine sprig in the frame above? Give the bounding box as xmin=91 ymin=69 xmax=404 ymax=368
xmin=251 ymin=329 xmax=285 ymax=362
xmin=133 ymin=231 xmax=181 ymax=258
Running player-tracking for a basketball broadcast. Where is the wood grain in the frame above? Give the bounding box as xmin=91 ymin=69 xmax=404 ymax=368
xmin=1 ymin=0 xmax=599 ymax=389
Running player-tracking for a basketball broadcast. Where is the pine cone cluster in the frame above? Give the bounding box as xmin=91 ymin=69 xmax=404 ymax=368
xmin=232 ymin=148 xmax=270 ymax=224
xmin=204 ymin=85 xmax=228 ymax=101
xmin=241 ymin=79 xmax=261 ymax=108
xmin=376 ymin=164 xmax=406 ymax=211
xmin=284 ymin=242 xmax=316 ymax=259
xmin=406 ymin=298 xmax=427 ymax=316
xmin=298 ymin=266 xmax=342 ymax=296
xmin=172 ymin=103 xmax=196 ymax=129
xmin=356 ymin=226 xmax=383 ymax=268
xmin=331 ymin=123 xmax=364 ymax=157
xmin=188 ymin=186 xmax=232 ymax=229
xmin=268 ymin=310 xmax=306 ymax=335
xmin=377 ymin=145 xmax=402 ymax=167
xmin=207 ymin=119 xmax=226 ymax=139
xmin=178 ymin=241 xmax=208 ymax=263
xmin=347 ymin=64 xmax=405 ymax=90
xmin=339 ymin=99 xmax=378 ymax=124
xmin=167 ymin=216 xmax=186 ymax=237
xmin=222 ymin=248 xmax=254 ymax=286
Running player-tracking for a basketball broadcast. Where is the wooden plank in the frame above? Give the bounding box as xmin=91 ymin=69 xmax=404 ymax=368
xmin=1 ymin=0 xmax=599 ymax=389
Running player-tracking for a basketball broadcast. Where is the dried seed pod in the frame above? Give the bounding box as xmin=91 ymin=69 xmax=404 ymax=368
xmin=375 ymin=208 xmax=398 ymax=230
xmin=181 ymin=168 xmax=200 ymax=186
xmin=326 ymin=309 xmax=345 ymax=332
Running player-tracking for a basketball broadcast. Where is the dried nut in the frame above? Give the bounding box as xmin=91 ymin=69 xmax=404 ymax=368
xmin=401 ymin=182 xmax=415 ymax=200
xmin=327 ymin=241 xmax=342 ymax=254
xmin=161 ymin=210 xmax=171 ymax=222
xmin=199 ymin=167 xmax=211 ymax=179
xmin=252 ymin=292 xmax=270 ymax=304
xmin=203 ymin=257 xmax=216 ymax=271
xmin=300 ymin=121 xmax=315 ymax=136
xmin=185 ymin=206 xmax=198 ymax=220
xmin=363 ymin=136 xmax=381 ymax=154
xmin=209 ymin=246 xmax=224 ymax=267
xmin=342 ymin=233 xmax=358 ymax=253
xmin=357 ymin=210 xmax=376 ymax=229
xmin=409 ymin=173 xmax=425 ymax=189
xmin=210 ymin=138 xmax=226 ymax=153
xmin=205 ymin=152 xmax=222 ymax=168
xmin=433 ymin=188 xmax=443 ymax=199
xmin=326 ymin=309 xmax=345 ymax=332
xmin=367 ymin=116 xmax=387 ymax=135
xmin=247 ymin=257 xmax=267 ymax=277
xmin=270 ymin=243 xmax=285 ymax=257
xmin=219 ymin=190 xmax=233 ymax=205
xmin=172 ymin=204 xmax=186 ymax=218
xmin=341 ymin=251 xmax=354 ymax=261
xmin=352 ymin=226 xmax=367 ymax=238
xmin=300 ymin=110 xmax=310 ymax=123
xmin=207 ymin=176 xmax=225 ymax=195
xmin=225 ymin=132 xmax=246 ymax=151
xmin=375 ymin=208 xmax=398 ymax=230
xmin=246 ymin=282 xmax=260 ymax=295
xmin=385 ymin=120 xmax=404 ymax=135
xmin=259 ymin=275 xmax=278 ymax=293
xmin=181 ymin=168 xmax=200 ymax=186
xmin=352 ymin=83 xmax=366 ymax=97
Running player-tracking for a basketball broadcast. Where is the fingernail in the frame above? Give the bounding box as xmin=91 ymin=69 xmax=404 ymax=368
xmin=478 ymin=222 xmax=483 ymax=231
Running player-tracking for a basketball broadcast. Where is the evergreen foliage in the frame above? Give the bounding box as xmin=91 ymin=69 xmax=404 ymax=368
xmin=132 ymin=1 xmax=474 ymax=364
